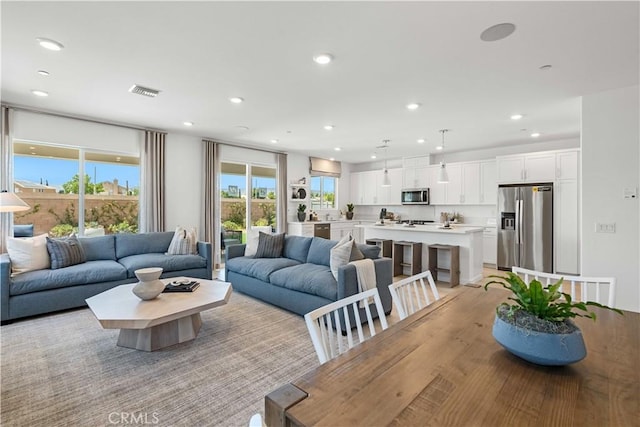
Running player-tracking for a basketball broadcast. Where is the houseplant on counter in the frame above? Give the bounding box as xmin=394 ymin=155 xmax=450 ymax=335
xmin=484 ymin=272 xmax=623 ymax=366
xmin=297 ymin=204 xmax=306 ymax=222
xmin=345 ymin=203 xmax=355 ymax=220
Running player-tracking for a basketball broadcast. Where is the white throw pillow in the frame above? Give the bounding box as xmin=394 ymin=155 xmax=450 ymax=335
xmin=330 ymin=233 xmax=363 ymax=280
xmin=166 ymin=226 xmax=198 ymax=255
xmin=245 ymin=226 xmax=272 ymax=257
xmin=7 ymin=234 xmax=51 ymax=276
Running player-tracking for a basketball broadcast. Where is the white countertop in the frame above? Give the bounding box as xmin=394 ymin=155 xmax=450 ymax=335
xmin=355 ymin=223 xmax=484 ymax=234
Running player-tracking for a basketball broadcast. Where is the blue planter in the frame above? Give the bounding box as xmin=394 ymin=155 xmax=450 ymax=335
xmin=492 ymin=314 xmax=586 ymax=366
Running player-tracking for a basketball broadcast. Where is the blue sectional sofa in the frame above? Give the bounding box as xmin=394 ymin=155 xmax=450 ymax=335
xmin=1 ymin=232 xmax=212 ymax=323
xmin=225 ymin=235 xmax=393 ymax=321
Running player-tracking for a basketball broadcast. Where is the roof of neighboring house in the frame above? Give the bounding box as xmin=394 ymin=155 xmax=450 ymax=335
xmin=14 ymin=180 xmax=57 ymax=191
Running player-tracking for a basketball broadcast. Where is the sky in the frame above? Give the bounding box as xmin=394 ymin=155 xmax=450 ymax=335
xmin=14 ymin=156 xmax=140 ymax=189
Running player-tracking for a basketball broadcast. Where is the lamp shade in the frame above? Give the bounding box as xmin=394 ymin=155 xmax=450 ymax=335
xmin=381 ymin=169 xmax=391 ymax=187
xmin=437 ymin=163 xmax=449 ymax=184
xmin=0 ymin=191 xmax=30 ymax=212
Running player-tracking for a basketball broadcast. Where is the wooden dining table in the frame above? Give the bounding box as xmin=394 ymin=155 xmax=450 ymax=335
xmin=265 ymin=286 xmax=639 ymax=427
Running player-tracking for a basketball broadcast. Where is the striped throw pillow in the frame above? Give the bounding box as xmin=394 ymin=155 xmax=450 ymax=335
xmin=46 ymin=234 xmax=87 ymax=269
xmin=254 ymin=232 xmax=284 ymax=258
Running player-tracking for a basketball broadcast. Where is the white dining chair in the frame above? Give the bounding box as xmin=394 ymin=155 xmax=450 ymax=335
xmin=388 ymin=270 xmax=441 ymax=320
xmin=304 ymin=288 xmax=389 ymax=364
xmin=511 ymin=267 xmax=616 ymax=306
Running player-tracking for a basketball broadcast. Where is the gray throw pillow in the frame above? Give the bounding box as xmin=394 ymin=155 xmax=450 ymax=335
xmin=255 ymin=232 xmax=284 ymax=258
xmin=46 ymin=234 xmax=87 ymax=269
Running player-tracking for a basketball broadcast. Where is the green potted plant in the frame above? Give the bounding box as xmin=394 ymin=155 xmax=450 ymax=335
xmin=345 ymin=203 xmax=355 ymax=220
xmin=297 ymin=204 xmax=307 ymax=222
xmin=484 ymin=272 xmax=622 ymax=366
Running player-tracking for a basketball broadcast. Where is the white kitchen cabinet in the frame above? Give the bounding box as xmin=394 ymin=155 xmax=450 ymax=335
xmin=480 ymin=160 xmax=497 ymax=205
xmin=427 ymin=166 xmax=446 ymax=205
xmin=555 ymin=150 xmax=579 ymax=180
xmin=496 ymin=152 xmax=556 ymax=183
xmin=288 ymin=222 xmax=315 ymax=237
xmin=461 ymin=162 xmax=481 ymax=204
xmin=445 ymin=164 xmax=463 ymax=204
xmin=329 ymin=222 xmax=357 ymax=241
xmin=402 ymin=156 xmax=430 ymax=189
xmin=350 ymin=168 xmax=402 ymax=206
xmin=483 ymin=227 xmax=497 ymax=266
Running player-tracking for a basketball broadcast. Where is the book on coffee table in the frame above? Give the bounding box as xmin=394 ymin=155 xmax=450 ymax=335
xmin=163 ymin=281 xmax=200 ymax=293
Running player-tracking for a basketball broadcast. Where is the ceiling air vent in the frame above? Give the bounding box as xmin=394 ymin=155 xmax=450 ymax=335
xmin=128 ymin=84 xmax=160 ymax=98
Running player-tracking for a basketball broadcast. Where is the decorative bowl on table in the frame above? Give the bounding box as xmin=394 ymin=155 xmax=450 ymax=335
xmin=132 ymin=267 xmax=164 ymax=300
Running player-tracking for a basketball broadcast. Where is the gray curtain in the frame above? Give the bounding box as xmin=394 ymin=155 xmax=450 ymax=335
xmin=202 ymin=139 xmax=221 ymax=268
xmin=140 ymin=131 xmax=166 ymax=233
xmin=277 ymin=153 xmax=287 ymax=233
xmin=0 ymin=107 xmax=14 ymax=252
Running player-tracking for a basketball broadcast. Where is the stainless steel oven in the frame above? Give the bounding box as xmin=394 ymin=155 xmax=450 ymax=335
xmin=401 ymin=188 xmax=430 ymax=205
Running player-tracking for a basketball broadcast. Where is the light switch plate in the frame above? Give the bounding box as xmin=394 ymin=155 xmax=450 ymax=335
xmin=595 ymin=223 xmax=616 ymax=233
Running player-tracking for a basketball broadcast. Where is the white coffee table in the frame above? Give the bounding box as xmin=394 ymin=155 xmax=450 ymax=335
xmin=86 ymin=277 xmax=232 ymax=351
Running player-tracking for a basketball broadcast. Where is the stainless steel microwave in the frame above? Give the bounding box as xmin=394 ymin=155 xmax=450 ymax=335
xmin=401 ymin=188 xmax=430 ymax=205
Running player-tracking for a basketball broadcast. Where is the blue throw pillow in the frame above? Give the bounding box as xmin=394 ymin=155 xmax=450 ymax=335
xmin=46 ymin=234 xmax=87 ymax=269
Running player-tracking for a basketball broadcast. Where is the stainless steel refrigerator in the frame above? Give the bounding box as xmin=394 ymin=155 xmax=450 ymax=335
xmin=497 ymin=184 xmax=553 ymax=272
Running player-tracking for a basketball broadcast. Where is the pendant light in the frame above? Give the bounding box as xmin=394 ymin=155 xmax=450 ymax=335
xmin=381 ymin=140 xmax=391 ymax=187
xmin=437 ymin=130 xmax=450 ymax=184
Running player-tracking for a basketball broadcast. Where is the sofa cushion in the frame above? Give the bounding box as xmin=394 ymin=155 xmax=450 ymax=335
xmin=269 ymin=263 xmax=337 ymax=301
xmin=357 ymin=243 xmax=380 ymax=259
xmin=9 ymin=260 xmax=127 ymax=295
xmin=306 ymin=237 xmax=338 ymax=267
xmin=46 ymin=235 xmax=87 ymax=269
xmin=115 ymin=232 xmax=174 ymax=259
xmin=225 ymin=256 xmax=300 ymax=282
xmin=255 ymin=232 xmax=284 ymax=258
xmin=6 ymin=234 xmax=50 ymax=275
xmin=283 ymin=235 xmax=313 ymax=263
xmin=118 ymin=253 xmax=207 ymax=278
xmin=79 ymin=235 xmax=116 ymax=261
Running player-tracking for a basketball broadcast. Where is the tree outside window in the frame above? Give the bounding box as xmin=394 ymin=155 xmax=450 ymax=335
xmin=310 ymin=176 xmax=336 ymax=210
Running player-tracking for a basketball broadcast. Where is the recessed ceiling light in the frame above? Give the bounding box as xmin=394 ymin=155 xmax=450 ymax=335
xmin=270 ymin=139 xmax=278 ymax=144
xmin=435 ymin=145 xmax=443 ymax=151
xmin=539 ymin=64 xmax=553 ymax=71
xmin=324 ymin=125 xmax=334 ymax=130
xmin=406 ymin=103 xmax=421 ymax=110
xmin=510 ymin=114 xmax=523 ymax=120
xmin=183 ymin=121 xmax=194 ymax=126
xmin=37 ymin=70 xmax=50 ymax=76
xmin=371 ymin=154 xmax=377 ymax=159
xmin=417 ymin=139 xmax=425 ymax=144
xmin=31 ymin=90 xmax=48 ymax=97
xmin=229 ymin=97 xmax=244 ymax=104
xmin=480 ymin=23 xmax=516 ymax=42
xmin=531 ymin=132 xmax=541 ymax=138
xmin=36 ymin=37 xmax=64 ymax=51
xmin=334 ymin=147 xmax=341 ymax=151
xmin=329 ymin=157 xmax=335 ymax=161
xmin=29 ymin=146 xmax=35 ymax=150
xmin=313 ymin=53 xmax=333 ymax=65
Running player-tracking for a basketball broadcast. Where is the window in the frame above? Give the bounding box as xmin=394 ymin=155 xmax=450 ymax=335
xmin=310 ymin=176 xmax=336 ymax=210
xmin=12 ymin=141 xmax=140 ymax=237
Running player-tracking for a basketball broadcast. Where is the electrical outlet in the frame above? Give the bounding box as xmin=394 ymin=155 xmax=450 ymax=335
xmin=595 ymin=223 xmax=616 ymax=233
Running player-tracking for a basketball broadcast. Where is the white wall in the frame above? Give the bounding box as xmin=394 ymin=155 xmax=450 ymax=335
xmin=582 ymin=85 xmax=639 ymax=312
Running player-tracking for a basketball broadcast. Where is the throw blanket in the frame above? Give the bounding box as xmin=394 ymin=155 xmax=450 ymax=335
xmin=349 ymin=258 xmax=377 ymax=307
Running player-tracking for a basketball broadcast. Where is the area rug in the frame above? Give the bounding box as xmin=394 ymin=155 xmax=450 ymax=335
xmin=0 ymin=291 xmax=319 ymax=426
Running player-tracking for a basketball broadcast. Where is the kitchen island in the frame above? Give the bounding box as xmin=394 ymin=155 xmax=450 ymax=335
xmin=356 ymin=223 xmax=484 ymax=284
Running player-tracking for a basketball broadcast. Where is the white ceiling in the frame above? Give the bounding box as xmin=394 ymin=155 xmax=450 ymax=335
xmin=2 ymin=1 xmax=638 ymax=164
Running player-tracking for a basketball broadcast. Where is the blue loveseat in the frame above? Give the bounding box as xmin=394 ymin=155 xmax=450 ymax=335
xmin=225 ymin=235 xmax=393 ymax=320
xmin=1 ymin=232 xmax=212 ymax=323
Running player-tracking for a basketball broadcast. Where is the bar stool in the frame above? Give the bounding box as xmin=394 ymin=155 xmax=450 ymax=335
xmin=365 ymin=238 xmax=393 ymax=258
xmin=393 ymin=241 xmax=422 ymax=276
xmin=428 ymin=244 xmax=460 ymax=287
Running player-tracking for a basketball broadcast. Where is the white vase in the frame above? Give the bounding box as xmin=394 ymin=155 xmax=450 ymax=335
xmin=132 ymin=267 xmax=165 ymax=300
